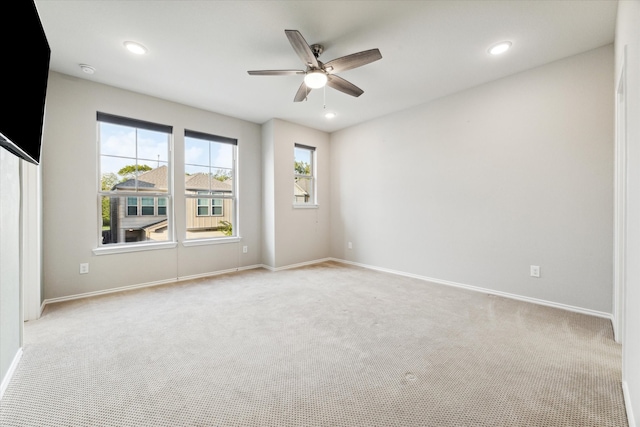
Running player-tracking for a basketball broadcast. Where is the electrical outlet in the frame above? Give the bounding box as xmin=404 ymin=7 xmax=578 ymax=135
xmin=530 ymin=265 xmax=540 ymax=278
xmin=79 ymin=263 xmax=89 ymax=274
xmin=348 ymin=242 xmax=353 ymax=249
xmin=242 ymin=246 xmax=248 ymax=254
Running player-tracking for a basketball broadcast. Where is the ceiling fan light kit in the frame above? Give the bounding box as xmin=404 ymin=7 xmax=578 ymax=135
xmin=304 ymin=70 xmax=327 ymax=89
xmin=248 ymin=29 xmax=382 ymax=102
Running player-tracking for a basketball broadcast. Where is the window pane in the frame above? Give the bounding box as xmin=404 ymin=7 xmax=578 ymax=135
xmin=185 ymin=137 xmax=210 ymax=167
xmin=185 ymin=165 xmax=211 ymax=193
xmin=186 ymin=200 xmax=234 ymax=239
xmin=211 ymin=142 xmax=233 ymax=170
xmin=294 ymin=147 xmax=312 ymax=176
xmin=137 ymin=129 xmax=169 ymax=163
xmin=294 ymin=177 xmax=313 ymax=204
xmin=101 ymin=157 xmax=139 ymax=188
xmin=137 ymin=162 xmax=168 ymax=193
xmin=101 ymin=195 xmax=168 ymax=244
xmin=100 ymin=123 xmax=136 ymax=158
xmin=100 ymin=196 xmax=117 ymax=245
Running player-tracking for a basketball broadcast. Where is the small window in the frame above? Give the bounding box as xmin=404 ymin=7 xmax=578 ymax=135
xmin=197 ymin=192 xmax=209 ymax=216
xmin=294 ymin=144 xmax=315 ymax=205
xmin=141 ymin=197 xmax=155 ymax=215
xmin=126 ymin=197 xmax=138 ymax=216
xmin=212 ymin=199 xmax=223 ymax=216
xmin=157 ymin=198 xmax=167 ymax=216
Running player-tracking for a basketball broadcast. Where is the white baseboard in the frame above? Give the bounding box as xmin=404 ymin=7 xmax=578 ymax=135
xmin=41 ymin=259 xmax=334 ymax=309
xmin=0 ymin=348 xmax=23 ymax=400
xmin=177 ymin=264 xmax=263 ymax=281
xmin=623 ymin=381 xmax=636 ymax=427
xmin=39 ymin=256 xmax=613 ymax=322
xmin=41 ymin=264 xmax=264 ymax=309
xmin=261 ymin=257 xmax=333 ymax=272
xmin=330 ymin=258 xmax=613 ymax=320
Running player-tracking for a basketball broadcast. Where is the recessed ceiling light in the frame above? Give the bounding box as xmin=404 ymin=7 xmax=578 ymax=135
xmin=488 ymin=41 xmax=512 ymax=56
xmin=124 ymin=41 xmax=148 ymax=55
xmin=79 ymin=64 xmax=95 ymax=74
xmin=325 ymin=112 xmax=336 ymax=119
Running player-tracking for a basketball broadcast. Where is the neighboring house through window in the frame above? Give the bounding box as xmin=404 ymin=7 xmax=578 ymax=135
xmin=98 ymin=112 xmax=172 ymax=245
xmin=294 ymin=143 xmax=316 ymax=205
xmin=184 ymin=130 xmax=237 ymax=239
xmin=196 ymin=192 xmax=224 ymax=217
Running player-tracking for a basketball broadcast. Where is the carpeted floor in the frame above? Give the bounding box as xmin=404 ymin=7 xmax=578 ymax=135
xmin=0 ymin=261 xmax=628 ymax=426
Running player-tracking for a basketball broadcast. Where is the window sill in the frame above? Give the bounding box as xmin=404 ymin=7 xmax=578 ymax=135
xmin=182 ymin=236 xmax=241 ymax=247
xmin=293 ymin=204 xmax=319 ymax=209
xmin=93 ymin=241 xmax=178 ymax=256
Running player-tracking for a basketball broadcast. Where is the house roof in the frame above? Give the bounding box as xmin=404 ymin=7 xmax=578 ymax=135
xmin=185 ymin=173 xmax=233 ymax=193
xmin=114 ymin=166 xmax=169 ymax=191
xmin=113 ymin=165 xmax=233 ymax=193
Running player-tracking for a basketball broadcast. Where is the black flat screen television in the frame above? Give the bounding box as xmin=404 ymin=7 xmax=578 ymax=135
xmin=0 ymin=0 xmax=50 ymax=165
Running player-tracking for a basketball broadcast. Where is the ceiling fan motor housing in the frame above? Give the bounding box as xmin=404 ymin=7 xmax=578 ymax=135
xmin=310 ymin=44 xmax=324 ymax=58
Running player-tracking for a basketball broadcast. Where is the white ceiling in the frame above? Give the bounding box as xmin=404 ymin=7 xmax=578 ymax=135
xmin=34 ymin=0 xmax=618 ymax=133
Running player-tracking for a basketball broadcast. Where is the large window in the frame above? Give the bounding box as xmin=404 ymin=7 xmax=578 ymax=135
xmin=294 ymin=143 xmax=316 ymax=205
xmin=184 ymin=130 xmax=237 ymax=240
xmin=98 ymin=112 xmax=172 ymax=246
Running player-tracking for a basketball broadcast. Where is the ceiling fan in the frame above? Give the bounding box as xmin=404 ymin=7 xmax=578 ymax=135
xmin=247 ymin=29 xmax=382 ymax=102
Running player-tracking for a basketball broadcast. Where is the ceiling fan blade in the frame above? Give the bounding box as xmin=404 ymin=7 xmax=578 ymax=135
xmin=247 ymin=70 xmax=304 ymax=76
xmin=285 ymin=29 xmax=319 ymax=68
xmin=324 ymin=49 xmax=382 ymax=74
xmin=294 ymin=81 xmax=311 ymax=102
xmin=327 ymin=75 xmax=364 ymax=97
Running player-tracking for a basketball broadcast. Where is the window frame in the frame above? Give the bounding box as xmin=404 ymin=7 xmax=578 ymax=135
xmin=294 ymin=143 xmax=317 ymax=207
xmin=96 ymin=112 xmax=174 ymax=251
xmin=184 ymin=129 xmax=238 ymax=241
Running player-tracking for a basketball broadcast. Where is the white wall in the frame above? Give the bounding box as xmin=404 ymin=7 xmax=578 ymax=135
xmin=41 ymin=72 xmax=262 ymax=300
xmin=21 ymin=161 xmax=42 ymax=322
xmin=616 ymin=1 xmax=640 ymax=425
xmin=0 ymin=150 xmax=21 ymax=394
xmin=331 ymin=45 xmax=614 ymax=314
xmin=261 ymin=120 xmax=276 ymax=268
xmin=262 ymin=119 xmax=331 ymax=269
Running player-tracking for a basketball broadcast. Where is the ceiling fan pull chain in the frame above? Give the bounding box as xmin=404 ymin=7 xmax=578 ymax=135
xmin=323 ymin=85 xmax=326 ymax=109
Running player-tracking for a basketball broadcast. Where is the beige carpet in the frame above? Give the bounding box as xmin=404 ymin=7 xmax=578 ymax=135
xmin=0 ymin=261 xmax=628 ymax=426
